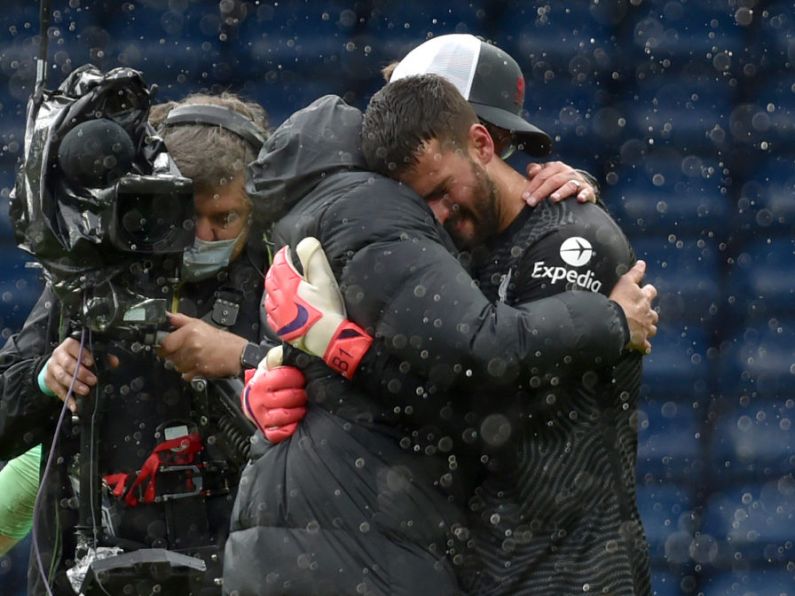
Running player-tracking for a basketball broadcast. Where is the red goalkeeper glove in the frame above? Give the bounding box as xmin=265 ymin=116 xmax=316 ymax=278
xmin=264 ymin=237 xmax=372 ymax=380
xmin=241 ymin=346 xmax=307 ymax=444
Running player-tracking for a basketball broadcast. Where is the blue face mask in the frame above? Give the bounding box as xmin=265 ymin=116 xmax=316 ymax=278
xmin=181 ymin=234 xmax=241 ymax=282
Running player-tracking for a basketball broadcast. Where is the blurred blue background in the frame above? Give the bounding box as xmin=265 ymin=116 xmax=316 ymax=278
xmin=1 ymin=1 xmax=793 ymax=594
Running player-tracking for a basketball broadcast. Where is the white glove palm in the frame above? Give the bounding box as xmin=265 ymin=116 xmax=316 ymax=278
xmin=264 ymin=237 xmax=371 ymax=380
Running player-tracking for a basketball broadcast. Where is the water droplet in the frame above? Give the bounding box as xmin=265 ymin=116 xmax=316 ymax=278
xmin=735 ymin=7 xmax=753 ymax=26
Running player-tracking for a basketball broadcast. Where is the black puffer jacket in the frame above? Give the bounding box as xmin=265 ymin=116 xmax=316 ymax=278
xmin=224 ymin=96 xmax=631 ymax=595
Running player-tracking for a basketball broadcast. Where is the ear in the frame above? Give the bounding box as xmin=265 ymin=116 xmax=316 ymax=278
xmin=468 ymin=122 xmax=496 ymax=165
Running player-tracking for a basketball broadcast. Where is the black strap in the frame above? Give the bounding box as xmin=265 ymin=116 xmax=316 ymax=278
xmin=164 ymin=104 xmax=267 ymax=151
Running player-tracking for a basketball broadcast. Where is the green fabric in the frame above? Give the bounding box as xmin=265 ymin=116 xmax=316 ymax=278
xmin=0 ymin=444 xmax=41 ymax=539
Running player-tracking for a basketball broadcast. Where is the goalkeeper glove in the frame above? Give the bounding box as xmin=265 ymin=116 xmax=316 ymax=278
xmin=264 ymin=237 xmax=372 ymax=380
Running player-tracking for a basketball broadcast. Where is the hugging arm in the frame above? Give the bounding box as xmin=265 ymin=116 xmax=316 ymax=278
xmin=266 ymin=229 xmax=637 ymax=394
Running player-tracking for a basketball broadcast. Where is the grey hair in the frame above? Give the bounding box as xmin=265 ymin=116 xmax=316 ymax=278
xmin=149 ymin=92 xmax=269 ymax=196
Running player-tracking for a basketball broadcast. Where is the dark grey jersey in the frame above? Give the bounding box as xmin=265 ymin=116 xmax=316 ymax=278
xmin=463 ymin=200 xmax=651 ymax=596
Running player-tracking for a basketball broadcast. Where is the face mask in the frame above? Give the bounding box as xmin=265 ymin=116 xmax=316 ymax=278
xmin=181 ymin=234 xmax=241 ymax=282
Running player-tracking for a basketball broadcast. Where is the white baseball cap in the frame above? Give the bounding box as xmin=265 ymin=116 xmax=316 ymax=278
xmin=391 ymin=34 xmax=552 ymax=156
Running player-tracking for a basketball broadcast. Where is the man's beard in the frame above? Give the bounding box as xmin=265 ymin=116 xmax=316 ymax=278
xmin=445 ymin=159 xmax=501 ymax=250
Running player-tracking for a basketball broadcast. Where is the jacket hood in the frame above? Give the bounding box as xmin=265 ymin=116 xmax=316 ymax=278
xmin=246 ymin=95 xmax=368 ymax=227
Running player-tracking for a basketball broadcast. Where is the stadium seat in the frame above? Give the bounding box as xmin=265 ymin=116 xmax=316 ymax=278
xmin=621 ymin=1 xmax=746 ymax=73
xmin=650 ymin=568 xmax=693 ymax=596
xmin=717 ymin=317 xmax=795 ymax=403
xmin=0 ymin=38 xmax=38 ymax=104
xmin=639 ymin=323 xmax=712 ymax=402
xmin=0 ymin=189 xmax=19 ymax=245
xmin=0 ymin=249 xmax=43 ymax=335
xmin=636 ymin=483 xmax=694 ymax=564
xmin=101 ymin=1 xmax=225 ymax=44
xmin=0 ymin=0 xmax=37 ymax=25
xmin=95 ymin=2 xmax=235 ymax=86
xmin=629 ymin=236 xmax=722 ymax=327
xmin=100 ymin=36 xmax=223 ymax=89
xmin=240 ymin=76 xmax=345 ymax=129
xmin=700 ymin=568 xmax=795 ymax=595
xmin=37 ymin=9 xmax=100 ymax=74
xmin=637 ymin=397 xmax=704 ymax=480
xmin=235 ymin=1 xmax=376 ymax=85
xmin=756 ymin=0 xmax=795 ymax=73
xmin=364 ymin=0 xmax=490 ymax=61
xmin=621 ymin=75 xmax=737 ymax=153
xmin=709 ymin=399 xmax=795 ymax=482
xmin=725 ymin=237 xmax=795 ymax=324
xmin=239 ymin=27 xmax=354 ymax=77
xmin=732 ymin=155 xmax=795 ymax=242
xmin=701 ymin=480 xmax=795 ymax=565
xmin=518 ymin=80 xmax=613 ymax=156
xmin=0 ymin=90 xmax=27 ymax=164
xmin=492 ymin=1 xmax=618 ymax=81
xmin=608 ymin=151 xmax=729 ymax=238
xmin=748 ymin=76 xmax=795 ymax=151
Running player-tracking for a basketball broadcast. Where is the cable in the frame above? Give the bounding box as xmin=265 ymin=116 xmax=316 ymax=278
xmin=86 ymin=332 xmax=114 ymax=596
xmin=88 ymin=330 xmax=100 ymax=549
xmin=31 ymin=328 xmax=86 ymax=596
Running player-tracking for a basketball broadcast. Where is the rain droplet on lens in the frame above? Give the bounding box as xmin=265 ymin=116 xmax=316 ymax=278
xmin=735 ymin=7 xmax=753 ymax=26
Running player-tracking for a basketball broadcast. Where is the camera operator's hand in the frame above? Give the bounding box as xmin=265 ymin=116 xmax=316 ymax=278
xmin=44 ymin=338 xmax=119 ymax=412
xmin=608 ymin=260 xmax=659 ymax=354
xmin=158 ymin=312 xmax=248 ymax=381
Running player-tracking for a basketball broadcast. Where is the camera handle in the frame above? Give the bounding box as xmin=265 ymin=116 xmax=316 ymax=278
xmin=72 ymin=340 xmax=114 ymax=557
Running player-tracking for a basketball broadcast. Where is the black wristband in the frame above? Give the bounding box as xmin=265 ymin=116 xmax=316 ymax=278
xmin=240 ymin=342 xmax=264 ymax=370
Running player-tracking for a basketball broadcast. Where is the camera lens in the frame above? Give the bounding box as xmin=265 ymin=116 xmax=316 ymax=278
xmin=110 ymin=175 xmax=195 ymax=254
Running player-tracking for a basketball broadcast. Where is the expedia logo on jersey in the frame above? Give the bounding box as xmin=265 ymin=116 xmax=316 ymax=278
xmin=531 ymin=236 xmax=603 ymax=292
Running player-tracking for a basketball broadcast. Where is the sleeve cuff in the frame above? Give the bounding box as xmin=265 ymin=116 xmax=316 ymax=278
xmin=608 ymin=300 xmax=630 ymax=351
xmin=36 ymin=358 xmax=57 ymax=397
xmin=322 ymin=321 xmax=373 ymax=380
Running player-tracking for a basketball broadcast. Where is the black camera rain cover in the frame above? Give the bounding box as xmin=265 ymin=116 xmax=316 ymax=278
xmin=9 ymin=64 xmax=161 ymax=300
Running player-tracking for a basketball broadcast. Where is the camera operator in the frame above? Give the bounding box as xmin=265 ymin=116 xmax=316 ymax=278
xmin=0 ymin=92 xmax=273 ymax=595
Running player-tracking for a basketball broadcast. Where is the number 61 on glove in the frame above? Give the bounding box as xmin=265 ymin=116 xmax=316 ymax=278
xmin=263 ymin=237 xmax=372 ymax=380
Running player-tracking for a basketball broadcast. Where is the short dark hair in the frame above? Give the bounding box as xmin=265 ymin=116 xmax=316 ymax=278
xmin=361 ymin=74 xmax=478 ymax=178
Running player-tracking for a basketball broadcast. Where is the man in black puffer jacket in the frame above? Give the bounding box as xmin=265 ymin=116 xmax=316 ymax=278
xmin=223 ymin=92 xmax=657 ymax=595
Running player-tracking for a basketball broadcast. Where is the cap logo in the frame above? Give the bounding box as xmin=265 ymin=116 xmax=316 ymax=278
xmin=514 ymin=76 xmax=525 ymax=108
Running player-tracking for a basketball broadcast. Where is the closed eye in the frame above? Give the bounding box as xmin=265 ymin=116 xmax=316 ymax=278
xmin=424 ymin=190 xmax=447 ymax=202
xmin=423 ymin=178 xmax=452 ymax=202
xmin=212 ymin=211 xmax=241 ymax=228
